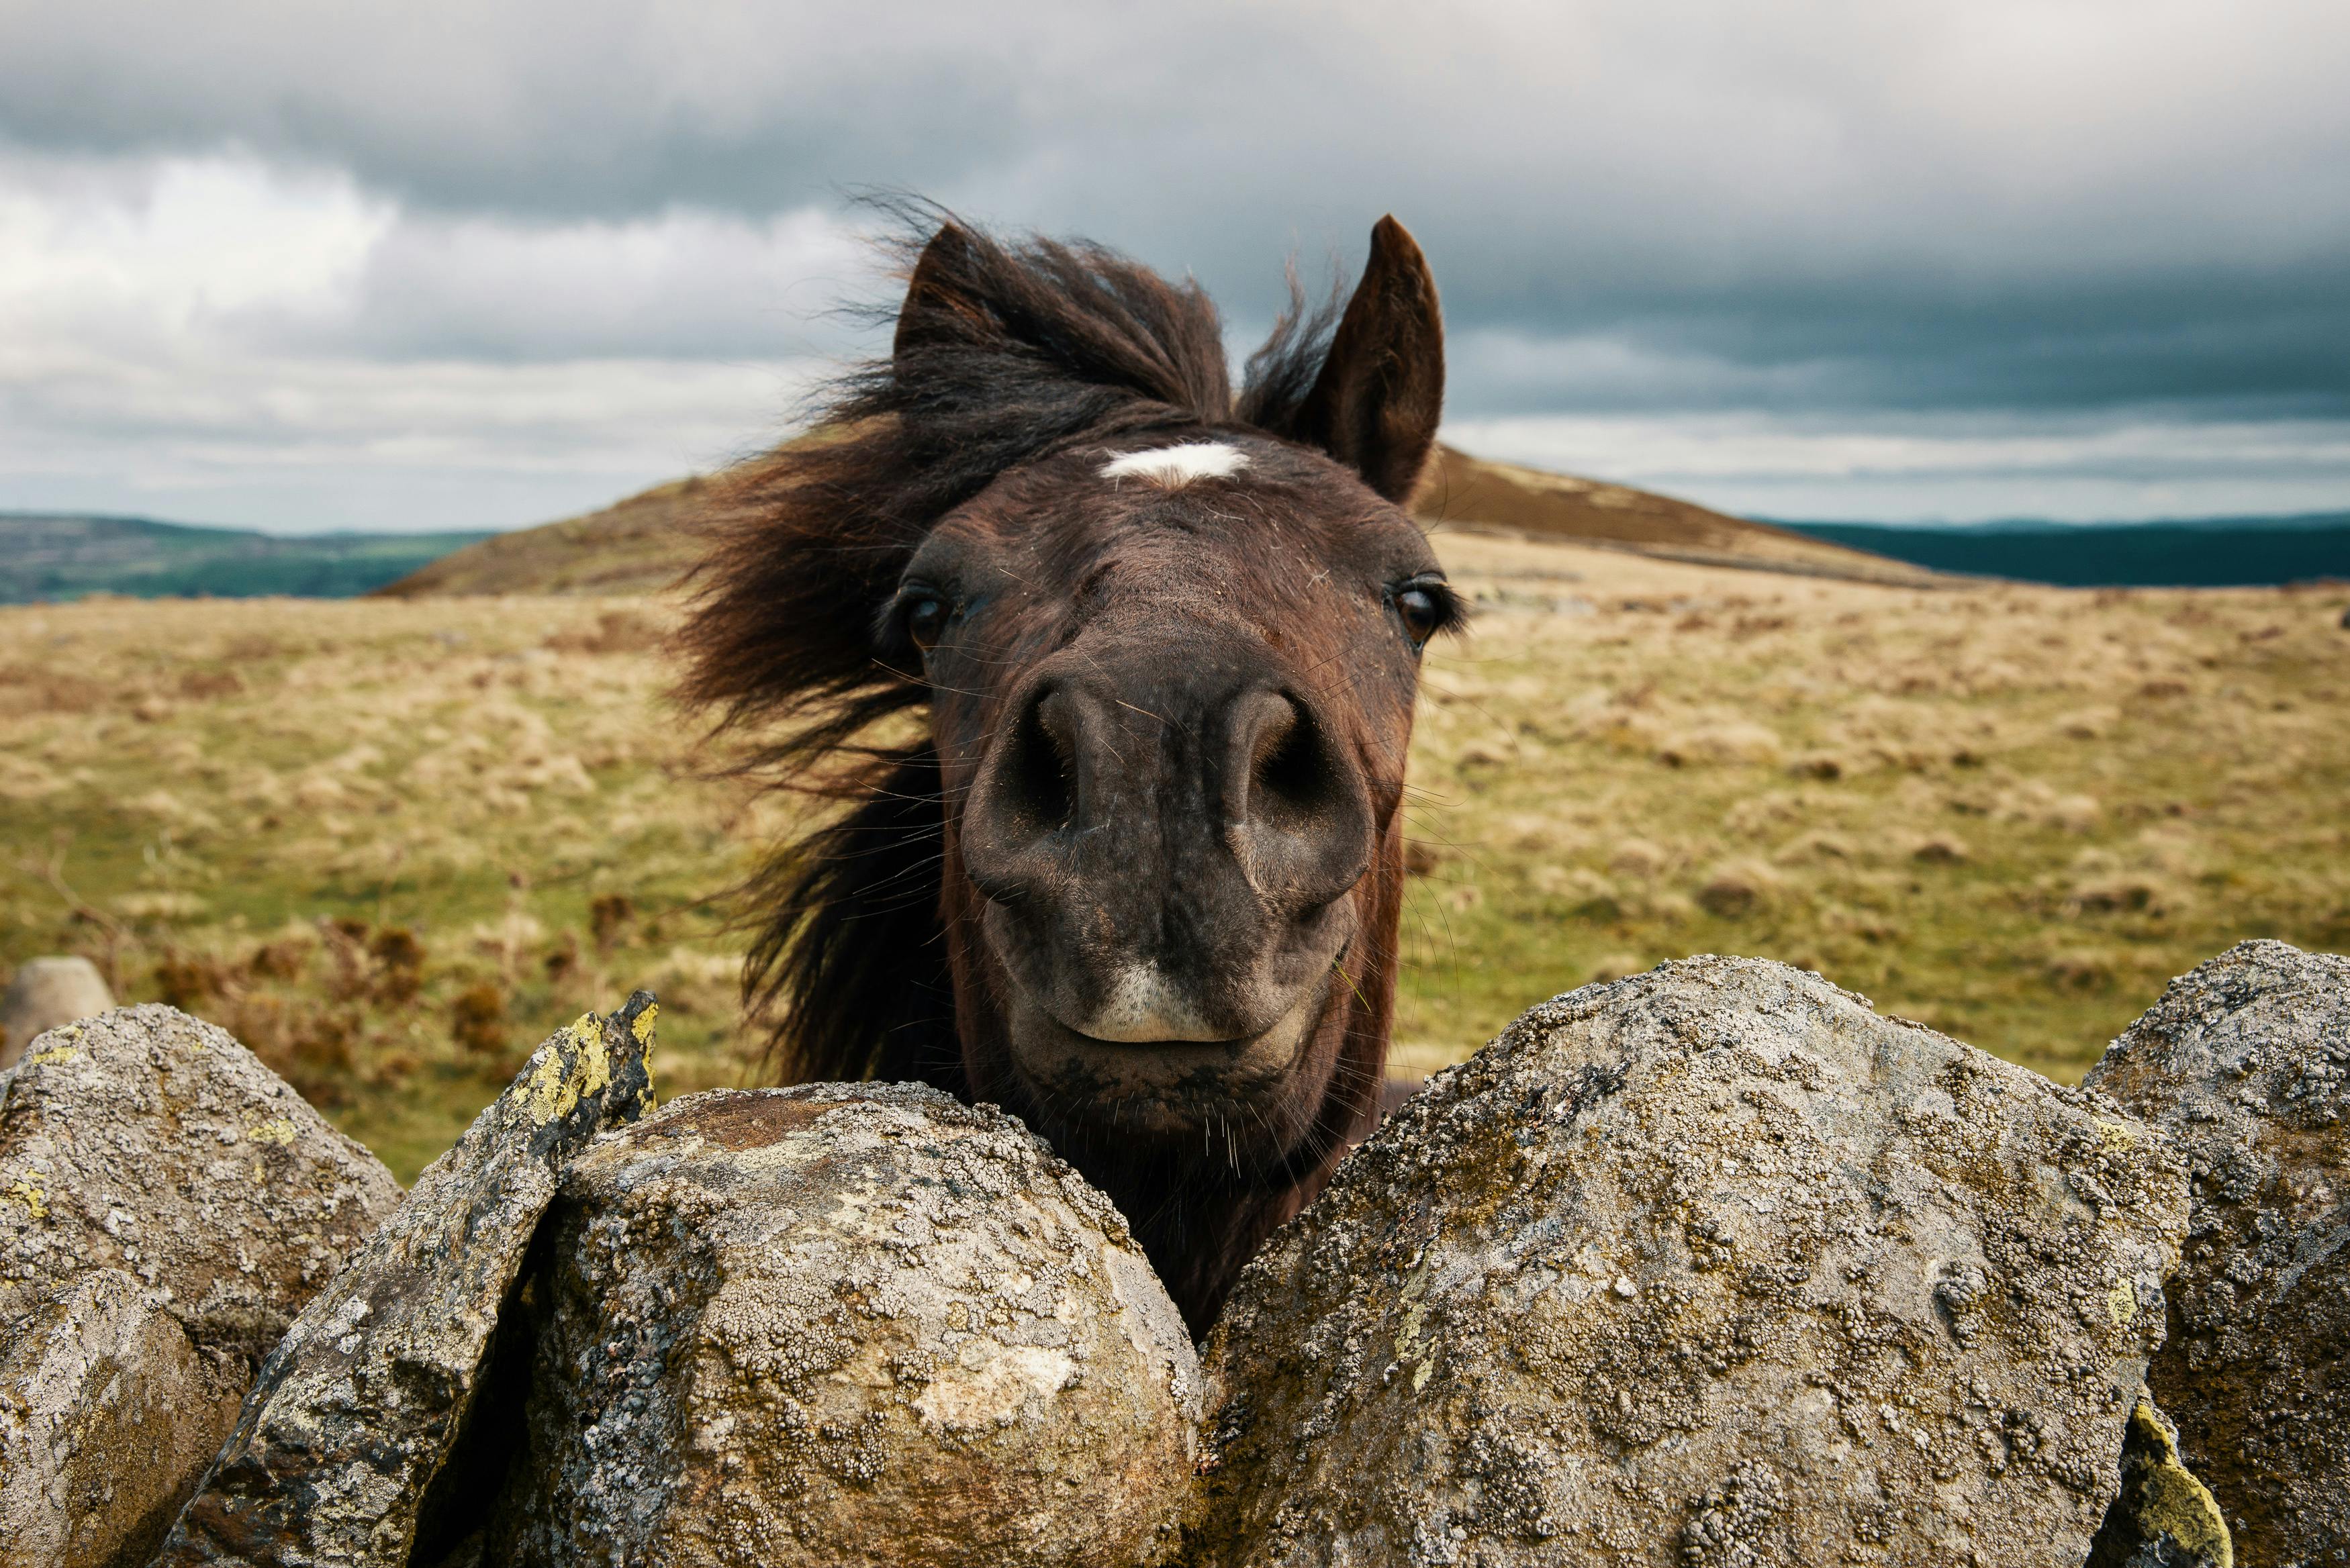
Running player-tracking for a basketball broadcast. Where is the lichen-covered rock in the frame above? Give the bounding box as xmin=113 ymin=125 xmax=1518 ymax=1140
xmin=0 ymin=1003 xmax=399 ymax=1564
xmin=158 ymin=991 xmax=657 ymax=1568
xmin=2085 ymin=1398 xmax=2232 ymax=1568
xmin=1190 ymin=957 xmax=2189 ymax=1568
xmin=2084 ymin=940 xmax=2348 ymax=1568
xmin=489 ymin=1083 xmax=1201 ymax=1568
xmin=1 ymin=1268 xmax=244 ymax=1568
xmin=0 ymin=1003 xmax=399 ymax=1367
xmin=0 ymin=957 xmax=114 ymax=1071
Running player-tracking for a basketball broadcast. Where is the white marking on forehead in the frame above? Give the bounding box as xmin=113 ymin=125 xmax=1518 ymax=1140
xmin=1098 ymin=441 xmax=1250 ymax=489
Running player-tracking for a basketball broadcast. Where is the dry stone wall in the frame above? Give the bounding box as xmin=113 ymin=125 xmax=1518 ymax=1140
xmin=156 ymin=992 xmax=658 ymax=1568
xmin=3 ymin=942 xmax=2340 ymax=1568
xmin=1187 ymin=957 xmax=2193 ymax=1568
xmin=488 ymin=1085 xmax=1202 ymax=1568
xmin=0 ymin=1006 xmax=400 ymax=1568
xmin=2085 ymin=940 xmax=2348 ymax=1568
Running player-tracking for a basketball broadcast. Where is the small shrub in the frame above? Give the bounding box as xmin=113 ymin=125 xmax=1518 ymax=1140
xmin=451 ymin=982 xmax=509 ymax=1058
xmin=248 ymin=938 xmax=311 ymax=981
xmin=544 ymin=932 xmax=581 ymax=981
xmin=152 ymin=951 xmax=223 ymax=1009
xmin=369 ymin=926 xmax=426 ymax=1003
xmin=589 ymin=893 xmax=635 ymax=952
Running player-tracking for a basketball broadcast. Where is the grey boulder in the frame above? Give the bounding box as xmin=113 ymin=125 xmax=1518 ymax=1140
xmin=2085 ymin=939 xmax=2348 ymax=1568
xmin=158 ymin=992 xmax=657 ymax=1568
xmin=1189 ymin=957 xmax=2190 ymax=1568
xmin=1 ymin=1269 xmax=244 ymax=1568
xmin=489 ymin=1083 xmax=1202 ymax=1568
xmin=0 ymin=1003 xmax=397 ymax=1365
xmin=0 ymin=1004 xmax=400 ymax=1567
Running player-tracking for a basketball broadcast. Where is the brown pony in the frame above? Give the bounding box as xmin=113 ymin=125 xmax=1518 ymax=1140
xmin=679 ymin=211 xmax=1454 ymax=1333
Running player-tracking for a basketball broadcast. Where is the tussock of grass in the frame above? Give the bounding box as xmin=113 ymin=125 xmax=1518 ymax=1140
xmin=4 ymin=543 xmax=2347 ymax=1175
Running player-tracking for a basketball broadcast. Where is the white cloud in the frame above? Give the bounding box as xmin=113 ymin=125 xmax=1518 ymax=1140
xmin=0 ymin=151 xmax=855 ymax=530
xmin=1447 ymin=411 xmax=2350 ymax=522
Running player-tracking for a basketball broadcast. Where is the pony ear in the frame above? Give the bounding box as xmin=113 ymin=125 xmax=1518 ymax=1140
xmin=893 ymin=222 xmax=985 ymax=362
xmin=1290 ymin=216 xmax=1445 ymax=503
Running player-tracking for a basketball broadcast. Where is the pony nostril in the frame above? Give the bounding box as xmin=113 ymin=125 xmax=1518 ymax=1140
xmin=1229 ymin=689 xmax=1370 ymax=908
xmin=1243 ymin=695 xmax=1331 ymax=833
xmin=964 ymin=684 xmax=1085 ymax=903
xmin=1001 ymin=688 xmax=1080 ymax=840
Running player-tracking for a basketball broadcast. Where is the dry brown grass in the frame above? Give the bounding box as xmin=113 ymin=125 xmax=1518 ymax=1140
xmin=5 ymin=541 xmax=2347 ymax=1175
xmin=1386 ymin=530 xmax=2350 ymax=1078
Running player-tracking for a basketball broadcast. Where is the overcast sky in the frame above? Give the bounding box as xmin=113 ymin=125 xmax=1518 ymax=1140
xmin=3 ymin=0 xmax=2347 ymax=532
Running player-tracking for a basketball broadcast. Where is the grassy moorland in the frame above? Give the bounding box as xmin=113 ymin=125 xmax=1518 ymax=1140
xmin=3 ymin=539 xmax=2346 ymax=1179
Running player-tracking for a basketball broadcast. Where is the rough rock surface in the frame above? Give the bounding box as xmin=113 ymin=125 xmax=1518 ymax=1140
xmin=2084 ymin=1398 xmax=2232 ymax=1568
xmin=0 ymin=1004 xmax=399 ymax=1564
xmin=1190 ymin=957 xmax=2190 ymax=1568
xmin=2084 ymin=940 xmax=2348 ymax=1568
xmin=1 ymin=1268 xmax=244 ymax=1568
xmin=157 ymin=991 xmax=657 ymax=1568
xmin=0 ymin=957 xmax=115 ymax=1071
xmin=489 ymin=1083 xmax=1202 ymax=1568
xmin=0 ymin=1003 xmax=398 ymax=1365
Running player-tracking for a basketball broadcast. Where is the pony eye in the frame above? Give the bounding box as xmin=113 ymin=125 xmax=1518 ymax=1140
xmin=905 ymin=596 xmax=949 ymax=654
xmin=1392 ymin=582 xmax=1452 ymax=648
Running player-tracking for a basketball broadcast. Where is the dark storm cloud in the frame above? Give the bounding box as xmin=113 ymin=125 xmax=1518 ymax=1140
xmin=4 ymin=0 xmax=2349 ymax=530
xmin=7 ymin=0 xmax=2347 ymax=421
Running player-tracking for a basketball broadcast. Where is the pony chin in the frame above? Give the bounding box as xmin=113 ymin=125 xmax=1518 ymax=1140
xmin=998 ymin=968 xmax=1340 ymax=1146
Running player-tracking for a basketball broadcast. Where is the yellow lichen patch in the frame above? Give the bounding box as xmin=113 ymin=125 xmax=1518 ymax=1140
xmin=5 ymin=1171 xmax=49 ymax=1220
xmin=524 ymin=1012 xmax=610 ymax=1124
xmin=632 ymin=1002 xmax=659 ymax=1105
xmin=2108 ymin=1279 xmax=2137 ymax=1326
xmin=247 ymin=1116 xmax=299 ymax=1146
xmin=2123 ymin=1398 xmax=2233 ymax=1567
xmin=26 ymin=1043 xmax=79 ymax=1068
xmin=575 ymin=1014 xmax=612 ymax=1102
xmin=2095 ymin=1117 xmax=2139 ymax=1150
xmin=1391 ymin=1256 xmax=1436 ymax=1379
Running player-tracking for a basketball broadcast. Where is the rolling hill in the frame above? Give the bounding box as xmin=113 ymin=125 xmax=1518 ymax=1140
xmin=371 ymin=476 xmax=720 ymax=599
xmin=376 ymin=444 xmax=1938 ymax=598
xmin=1 ymin=513 xmax=493 ymax=605
xmin=1409 ymin=446 xmax=1938 ymax=584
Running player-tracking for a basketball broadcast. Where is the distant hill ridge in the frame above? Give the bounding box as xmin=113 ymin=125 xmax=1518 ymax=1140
xmin=0 ymin=513 xmax=495 ymax=605
xmin=1782 ymin=515 xmax=2350 ymax=588
xmin=377 ymin=444 xmax=1938 ymax=599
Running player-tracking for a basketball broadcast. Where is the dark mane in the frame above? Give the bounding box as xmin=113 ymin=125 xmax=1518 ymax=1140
xmin=677 ymin=211 xmax=1345 ymax=1088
